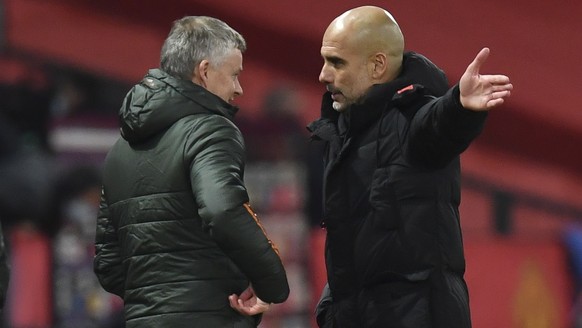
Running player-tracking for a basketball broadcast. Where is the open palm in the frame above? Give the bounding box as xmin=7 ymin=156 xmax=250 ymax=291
xmin=459 ymin=47 xmax=513 ymax=111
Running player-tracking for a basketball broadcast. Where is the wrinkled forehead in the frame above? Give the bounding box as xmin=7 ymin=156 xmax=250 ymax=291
xmin=323 ymin=23 xmax=358 ymax=50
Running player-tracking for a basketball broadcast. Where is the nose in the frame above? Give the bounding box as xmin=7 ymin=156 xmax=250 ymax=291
xmin=234 ymin=79 xmax=243 ymax=98
xmin=319 ymin=64 xmax=332 ymax=84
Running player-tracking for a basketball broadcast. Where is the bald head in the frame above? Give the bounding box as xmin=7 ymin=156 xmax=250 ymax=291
xmin=325 ymin=6 xmax=404 ymax=82
xmin=319 ymin=6 xmax=405 ymax=111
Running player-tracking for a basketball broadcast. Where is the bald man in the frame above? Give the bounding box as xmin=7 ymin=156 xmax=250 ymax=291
xmin=307 ymin=6 xmax=512 ymax=328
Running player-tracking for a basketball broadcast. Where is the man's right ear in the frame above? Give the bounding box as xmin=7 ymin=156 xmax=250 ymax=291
xmin=192 ymin=60 xmax=210 ymax=86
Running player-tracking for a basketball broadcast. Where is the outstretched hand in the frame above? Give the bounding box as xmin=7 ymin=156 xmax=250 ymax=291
xmin=459 ymin=47 xmax=513 ymax=111
xmin=229 ymin=286 xmax=271 ymax=316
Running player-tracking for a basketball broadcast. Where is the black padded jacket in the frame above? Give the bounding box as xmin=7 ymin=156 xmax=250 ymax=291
xmin=309 ymin=53 xmax=486 ymax=328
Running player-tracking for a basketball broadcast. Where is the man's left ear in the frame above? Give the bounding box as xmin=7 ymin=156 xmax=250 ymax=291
xmin=370 ymin=53 xmax=387 ymax=79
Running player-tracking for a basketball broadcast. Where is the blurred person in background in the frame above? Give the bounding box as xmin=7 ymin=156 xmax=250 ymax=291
xmin=52 ymin=165 xmax=124 ymax=328
xmin=0 ymin=60 xmax=57 ymax=235
xmin=93 ymin=16 xmax=289 ymax=328
xmin=0 ymin=59 xmax=56 ymax=327
xmin=307 ymin=6 xmax=512 ymax=328
xmin=238 ymin=84 xmax=307 ymax=163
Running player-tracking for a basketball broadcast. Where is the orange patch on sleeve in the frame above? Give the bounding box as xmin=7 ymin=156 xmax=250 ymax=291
xmin=243 ymin=203 xmax=282 ymax=257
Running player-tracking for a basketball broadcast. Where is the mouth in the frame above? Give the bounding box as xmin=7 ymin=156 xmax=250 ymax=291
xmin=327 ymin=86 xmax=342 ymax=100
xmin=330 ymin=92 xmax=343 ymax=101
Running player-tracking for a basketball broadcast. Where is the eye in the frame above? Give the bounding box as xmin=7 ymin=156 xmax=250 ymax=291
xmin=326 ymin=56 xmax=345 ymax=68
xmin=332 ymin=60 xmax=344 ymax=68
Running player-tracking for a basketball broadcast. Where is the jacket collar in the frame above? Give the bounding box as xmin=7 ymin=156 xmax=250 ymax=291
xmin=120 ymin=69 xmax=239 ymax=144
xmin=310 ymin=51 xmax=449 ymax=139
xmin=147 ymin=69 xmax=239 ymax=120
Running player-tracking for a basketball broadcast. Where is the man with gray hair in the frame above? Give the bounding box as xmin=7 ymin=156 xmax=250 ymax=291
xmin=94 ymin=16 xmax=289 ymax=328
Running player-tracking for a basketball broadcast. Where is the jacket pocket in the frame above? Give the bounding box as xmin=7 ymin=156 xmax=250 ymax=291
xmin=354 ymin=166 xmax=436 ymax=283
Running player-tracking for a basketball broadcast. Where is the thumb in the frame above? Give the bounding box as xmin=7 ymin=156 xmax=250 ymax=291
xmin=465 ymin=47 xmax=490 ymax=76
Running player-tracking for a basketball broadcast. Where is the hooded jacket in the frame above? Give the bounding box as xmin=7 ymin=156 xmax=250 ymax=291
xmin=94 ymin=69 xmax=289 ymax=328
xmin=308 ymin=53 xmax=487 ymax=328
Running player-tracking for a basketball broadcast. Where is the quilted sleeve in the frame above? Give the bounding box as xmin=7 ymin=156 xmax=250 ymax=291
xmin=93 ymin=188 xmax=126 ymax=298
xmin=185 ymin=116 xmax=289 ymax=303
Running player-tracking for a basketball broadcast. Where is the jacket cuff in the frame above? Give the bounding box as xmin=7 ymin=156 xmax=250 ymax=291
xmin=441 ymin=85 xmax=488 ymax=140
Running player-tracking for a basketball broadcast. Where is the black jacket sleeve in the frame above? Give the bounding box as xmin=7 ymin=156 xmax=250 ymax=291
xmin=186 ymin=116 xmax=289 ymax=304
xmin=407 ymin=85 xmax=488 ymax=168
xmin=315 ymin=283 xmax=334 ymax=328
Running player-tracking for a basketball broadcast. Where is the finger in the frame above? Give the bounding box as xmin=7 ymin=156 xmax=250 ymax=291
xmin=234 ymin=299 xmax=249 ymax=313
xmin=237 ymin=299 xmax=258 ymax=316
xmin=228 ymin=295 xmax=240 ymax=309
xmin=486 ymin=97 xmax=506 ymax=109
xmin=246 ymin=303 xmax=270 ymax=316
xmin=482 ymin=74 xmax=511 ymax=85
xmin=490 ymin=84 xmax=513 ymax=93
xmin=239 ymin=288 xmax=254 ymax=301
xmin=244 ymin=306 xmax=260 ymax=316
xmin=491 ymin=90 xmax=511 ymax=100
xmin=466 ymin=47 xmax=490 ymax=76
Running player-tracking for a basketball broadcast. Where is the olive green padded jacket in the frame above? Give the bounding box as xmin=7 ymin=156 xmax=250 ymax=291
xmin=94 ymin=69 xmax=289 ymax=328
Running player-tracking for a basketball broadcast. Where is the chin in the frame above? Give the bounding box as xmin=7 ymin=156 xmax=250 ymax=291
xmin=332 ymin=101 xmax=347 ymax=112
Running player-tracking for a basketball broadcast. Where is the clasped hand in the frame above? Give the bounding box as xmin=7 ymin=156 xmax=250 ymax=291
xmin=229 ymin=286 xmax=271 ymax=316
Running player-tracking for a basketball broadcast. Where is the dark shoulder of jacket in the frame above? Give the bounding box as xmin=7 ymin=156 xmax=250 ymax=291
xmin=186 ymin=114 xmax=244 ymax=147
xmin=390 ymin=52 xmax=450 ymax=119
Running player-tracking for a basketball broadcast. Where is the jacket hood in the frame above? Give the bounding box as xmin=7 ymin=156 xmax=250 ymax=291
xmin=359 ymin=51 xmax=449 ymax=108
xmin=119 ymin=69 xmax=239 ymax=144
